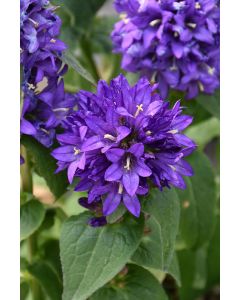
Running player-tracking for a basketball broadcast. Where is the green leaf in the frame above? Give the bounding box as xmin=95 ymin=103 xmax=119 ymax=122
xmin=177 ymin=151 xmax=217 ymax=249
xmin=195 ymin=90 xmax=220 ymax=119
xmin=55 ymin=0 xmax=106 ymax=30
xmin=206 ymin=217 xmax=220 ymax=288
xmin=28 ymin=260 xmax=62 ymax=300
xmin=106 ymin=204 xmax=127 ymax=224
xmin=132 ymin=188 xmax=180 ymax=272
xmin=20 ymin=282 xmax=30 ymax=300
xmin=21 ymin=135 xmax=68 ymax=199
xmin=90 ymin=264 xmax=168 ymax=300
xmin=20 ymin=200 xmax=45 ymax=241
xmin=60 ymin=212 xmax=144 ymax=300
xmin=61 ymin=51 xmax=97 ymax=86
xmin=41 ymin=239 xmax=62 ymax=281
xmin=185 ymin=117 xmax=220 ymax=150
xmin=168 ymin=253 xmax=181 ymax=287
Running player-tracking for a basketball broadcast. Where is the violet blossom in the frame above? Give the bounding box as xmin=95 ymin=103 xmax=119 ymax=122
xmin=111 ymin=0 xmax=220 ymax=99
xmin=52 ymin=75 xmax=196 ymax=218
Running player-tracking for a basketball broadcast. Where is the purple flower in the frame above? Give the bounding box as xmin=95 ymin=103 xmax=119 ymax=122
xmin=52 ymin=75 xmax=196 ymax=218
xmin=20 ymin=0 xmax=77 ymax=147
xmin=111 ymin=0 xmax=220 ymax=99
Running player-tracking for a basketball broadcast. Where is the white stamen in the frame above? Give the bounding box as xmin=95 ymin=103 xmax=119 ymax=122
xmin=104 ymin=134 xmax=117 ymax=141
xmin=169 ymin=164 xmax=177 ymax=171
xmin=146 ymin=130 xmax=152 ymax=136
xmin=120 ymin=13 xmax=129 ymax=24
xmin=187 ymin=23 xmax=197 ymax=29
xmin=73 ymin=147 xmax=80 ymax=155
xmin=170 ymin=65 xmax=178 ymax=71
xmin=134 ymin=104 xmax=144 ymax=118
xmin=174 ymin=31 xmax=179 ymax=38
xmin=50 ymin=39 xmax=56 ymax=43
xmin=167 ymin=129 xmax=178 ymax=134
xmin=150 ymin=19 xmax=161 ymax=26
xmin=28 ymin=18 xmax=39 ymax=28
xmin=35 ymin=76 xmax=48 ymax=94
xmin=124 ymin=156 xmax=131 ymax=171
xmin=27 ymin=83 xmax=35 ymax=90
xmin=41 ymin=128 xmax=49 ymax=134
xmin=118 ymin=183 xmax=123 ymax=194
xmin=198 ymin=81 xmax=204 ymax=92
xmin=195 ymin=2 xmax=201 ymax=9
xmin=52 ymin=107 xmax=70 ymax=112
xmin=207 ymin=66 xmax=215 ymax=75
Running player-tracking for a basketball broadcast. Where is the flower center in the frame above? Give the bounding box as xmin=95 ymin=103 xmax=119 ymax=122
xmin=124 ymin=156 xmax=131 ymax=171
xmin=74 ymin=147 xmax=80 ymax=155
xmin=134 ymin=104 xmax=144 ymax=118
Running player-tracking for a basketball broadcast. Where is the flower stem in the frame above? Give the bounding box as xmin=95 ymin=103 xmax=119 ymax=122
xmin=21 ymin=146 xmax=41 ymax=299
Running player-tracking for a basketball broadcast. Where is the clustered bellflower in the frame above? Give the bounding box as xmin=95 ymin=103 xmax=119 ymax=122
xmin=111 ymin=0 xmax=220 ymax=99
xmin=20 ymin=0 xmax=77 ymax=147
xmin=52 ymin=75 xmax=196 ymax=219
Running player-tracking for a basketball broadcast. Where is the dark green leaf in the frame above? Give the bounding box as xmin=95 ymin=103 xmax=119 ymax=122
xmin=195 ymin=90 xmax=220 ymax=119
xmin=61 ymin=51 xmax=97 ymax=86
xmin=38 ymin=209 xmax=56 ymax=232
xmin=132 ymin=188 xmax=180 ymax=272
xmin=20 ymin=200 xmax=45 ymax=241
xmin=20 ymin=282 xmax=30 ymax=300
xmin=206 ymin=217 xmax=220 ymax=287
xmin=177 ymin=151 xmax=217 ymax=249
xmin=21 ymin=135 xmax=68 ymax=199
xmin=41 ymin=239 xmax=62 ymax=281
xmin=55 ymin=0 xmax=107 ymax=29
xmin=60 ymin=212 xmax=144 ymax=300
xmin=185 ymin=117 xmax=220 ymax=150
xmin=90 ymin=264 xmax=168 ymax=300
xmin=168 ymin=253 xmax=181 ymax=287
xmin=28 ymin=260 xmax=62 ymax=300
xmin=106 ymin=204 xmax=127 ymax=224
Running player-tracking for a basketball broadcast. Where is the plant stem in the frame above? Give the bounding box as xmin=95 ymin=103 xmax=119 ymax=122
xmin=21 ymin=146 xmax=41 ymax=299
xmin=20 ymin=146 xmax=33 ymax=193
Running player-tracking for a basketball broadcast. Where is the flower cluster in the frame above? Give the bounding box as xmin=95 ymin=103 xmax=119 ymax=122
xmin=111 ymin=0 xmax=220 ymax=99
xmin=52 ymin=75 xmax=196 ymax=218
xmin=20 ymin=0 xmax=77 ymax=147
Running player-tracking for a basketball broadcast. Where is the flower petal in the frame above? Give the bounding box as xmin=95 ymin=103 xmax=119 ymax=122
xmin=105 ymin=148 xmax=125 ymax=162
xmin=105 ymin=163 xmax=123 ymax=181
xmin=136 ymin=159 xmax=152 ymax=177
xmin=103 ymin=192 xmax=121 ymax=216
xmin=123 ymin=194 xmax=140 ymax=217
xmin=123 ymin=171 xmax=139 ymax=196
xmin=81 ymin=136 xmax=104 ymax=152
xmin=128 ymin=143 xmax=144 ymax=158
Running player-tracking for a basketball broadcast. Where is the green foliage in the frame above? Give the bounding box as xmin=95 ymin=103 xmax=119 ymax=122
xmin=196 ymin=89 xmax=220 ymax=119
xmin=177 ymin=151 xmax=217 ymax=249
xmin=132 ymin=189 xmax=180 ymax=274
xmin=54 ymin=0 xmax=107 ymax=30
xmin=61 ymin=51 xmax=97 ymax=86
xmin=185 ymin=117 xmax=220 ymax=150
xmin=20 ymin=199 xmax=45 ymax=241
xmin=21 ymin=135 xmax=68 ymax=199
xmin=60 ymin=212 xmax=144 ymax=300
xmin=20 ymin=282 xmax=30 ymax=300
xmin=90 ymin=264 xmax=168 ymax=300
xmin=28 ymin=260 xmax=63 ymax=300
